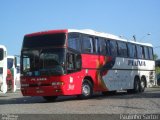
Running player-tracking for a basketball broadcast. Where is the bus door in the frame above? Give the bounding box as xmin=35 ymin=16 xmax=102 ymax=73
xmin=66 ymin=50 xmax=82 ymax=94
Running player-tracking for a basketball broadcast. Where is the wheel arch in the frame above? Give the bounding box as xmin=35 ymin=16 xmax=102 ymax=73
xmin=134 ymin=75 xmax=140 ymax=82
xmin=83 ymin=76 xmax=94 ymax=87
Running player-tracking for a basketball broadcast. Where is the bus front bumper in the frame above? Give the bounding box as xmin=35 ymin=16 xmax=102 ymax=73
xmin=21 ymin=86 xmax=63 ymax=96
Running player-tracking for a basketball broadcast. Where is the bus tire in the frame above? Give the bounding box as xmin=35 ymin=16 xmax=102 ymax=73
xmin=43 ymin=96 xmax=57 ymax=102
xmin=127 ymin=77 xmax=140 ymax=94
xmin=140 ymin=77 xmax=146 ymax=92
xmin=79 ymin=79 xmax=93 ymax=99
xmin=133 ymin=78 xmax=140 ymax=93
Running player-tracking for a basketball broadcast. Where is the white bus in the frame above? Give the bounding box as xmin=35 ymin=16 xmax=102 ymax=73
xmin=0 ymin=45 xmax=7 ymax=94
xmin=0 ymin=45 xmax=19 ymax=94
xmin=7 ymin=56 xmax=18 ymax=92
xmin=15 ymin=63 xmax=20 ymax=90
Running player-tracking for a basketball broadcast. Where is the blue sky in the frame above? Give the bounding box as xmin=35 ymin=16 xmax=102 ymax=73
xmin=0 ymin=0 xmax=160 ymax=58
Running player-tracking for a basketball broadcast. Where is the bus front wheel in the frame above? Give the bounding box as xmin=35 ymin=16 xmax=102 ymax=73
xmin=78 ymin=79 xmax=93 ymax=99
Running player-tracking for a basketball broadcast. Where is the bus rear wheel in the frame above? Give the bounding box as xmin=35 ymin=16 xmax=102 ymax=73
xmin=133 ymin=78 xmax=140 ymax=93
xmin=127 ymin=77 xmax=140 ymax=94
xmin=140 ymin=77 xmax=146 ymax=92
xmin=43 ymin=96 xmax=57 ymax=102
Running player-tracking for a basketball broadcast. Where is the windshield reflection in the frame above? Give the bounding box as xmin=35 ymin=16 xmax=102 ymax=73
xmin=22 ymin=48 xmax=66 ymax=76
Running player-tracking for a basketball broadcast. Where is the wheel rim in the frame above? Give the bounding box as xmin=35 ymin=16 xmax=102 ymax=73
xmin=141 ymin=81 xmax=145 ymax=89
xmin=82 ymin=84 xmax=90 ymax=96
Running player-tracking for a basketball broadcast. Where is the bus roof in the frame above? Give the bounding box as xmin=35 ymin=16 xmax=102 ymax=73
xmin=25 ymin=29 xmax=68 ymax=37
xmin=24 ymin=29 xmax=153 ymax=47
xmin=68 ymin=29 xmax=153 ymax=47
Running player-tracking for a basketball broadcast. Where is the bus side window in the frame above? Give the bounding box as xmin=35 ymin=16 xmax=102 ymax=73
xmin=68 ymin=33 xmax=81 ymax=52
xmin=82 ymin=36 xmax=94 ymax=53
xmin=106 ymin=40 xmax=110 ymax=55
xmin=94 ymin=38 xmax=99 ymax=54
xmin=128 ymin=43 xmax=137 ymax=58
xmin=144 ymin=46 xmax=149 ymax=59
xmin=137 ymin=45 xmax=143 ymax=59
xmin=99 ymin=38 xmax=106 ymax=55
xmin=75 ymin=54 xmax=82 ymax=70
xmin=148 ymin=47 xmax=153 ymax=60
xmin=142 ymin=46 xmax=145 ymax=59
xmin=67 ymin=53 xmax=81 ymax=73
xmin=109 ymin=40 xmax=118 ymax=57
xmin=67 ymin=53 xmax=75 ymax=72
xmin=117 ymin=41 xmax=127 ymax=57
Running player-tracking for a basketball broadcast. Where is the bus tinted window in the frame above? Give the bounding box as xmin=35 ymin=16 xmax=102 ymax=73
xmin=128 ymin=43 xmax=137 ymax=58
xmin=0 ymin=48 xmax=4 ymax=60
xmin=82 ymin=36 xmax=94 ymax=53
xmin=23 ymin=33 xmax=66 ymax=48
xmin=106 ymin=40 xmax=110 ymax=55
xmin=144 ymin=46 xmax=149 ymax=59
xmin=7 ymin=58 xmax=14 ymax=69
xmin=99 ymin=38 xmax=107 ymax=55
xmin=109 ymin=40 xmax=117 ymax=57
xmin=117 ymin=42 xmax=127 ymax=57
xmin=149 ymin=47 xmax=153 ymax=60
xmin=137 ymin=45 xmax=144 ymax=59
xmin=68 ymin=33 xmax=81 ymax=51
xmin=94 ymin=38 xmax=99 ymax=53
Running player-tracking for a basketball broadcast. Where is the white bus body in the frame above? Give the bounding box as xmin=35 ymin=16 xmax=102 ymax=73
xmin=7 ymin=56 xmax=18 ymax=92
xmin=15 ymin=64 xmax=20 ymax=89
xmin=0 ymin=45 xmax=7 ymax=94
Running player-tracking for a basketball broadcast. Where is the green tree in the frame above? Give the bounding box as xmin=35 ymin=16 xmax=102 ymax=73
xmin=154 ymin=54 xmax=158 ymax=60
xmin=155 ymin=54 xmax=160 ymax=77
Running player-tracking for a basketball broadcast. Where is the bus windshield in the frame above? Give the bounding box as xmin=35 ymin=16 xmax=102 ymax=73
xmin=7 ymin=58 xmax=14 ymax=69
xmin=23 ymin=33 xmax=66 ymax=49
xmin=22 ymin=48 xmax=66 ymax=76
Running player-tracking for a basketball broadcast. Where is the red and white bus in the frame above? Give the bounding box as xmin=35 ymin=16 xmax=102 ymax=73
xmin=20 ymin=29 xmax=155 ymax=101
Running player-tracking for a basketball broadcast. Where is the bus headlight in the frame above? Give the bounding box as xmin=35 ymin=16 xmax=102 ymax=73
xmin=51 ymin=82 xmax=64 ymax=86
xmin=21 ymin=84 xmax=29 ymax=87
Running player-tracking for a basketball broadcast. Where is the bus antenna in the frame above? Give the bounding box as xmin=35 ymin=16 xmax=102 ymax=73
xmin=133 ymin=35 xmax=136 ymax=41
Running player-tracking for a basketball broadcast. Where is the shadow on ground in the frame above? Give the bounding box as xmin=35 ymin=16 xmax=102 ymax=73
xmin=0 ymin=88 xmax=160 ymax=105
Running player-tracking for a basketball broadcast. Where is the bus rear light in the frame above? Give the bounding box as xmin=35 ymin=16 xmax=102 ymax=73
xmin=51 ymin=82 xmax=64 ymax=86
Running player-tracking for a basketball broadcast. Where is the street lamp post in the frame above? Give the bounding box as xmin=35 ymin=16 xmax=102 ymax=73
xmin=140 ymin=33 xmax=151 ymax=42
